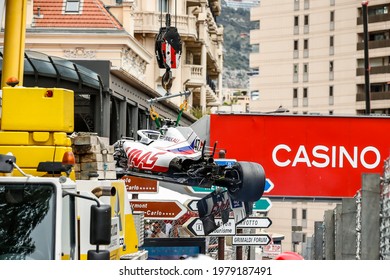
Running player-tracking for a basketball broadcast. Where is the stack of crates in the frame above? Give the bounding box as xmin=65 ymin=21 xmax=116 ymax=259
xmin=71 ymin=133 xmax=117 ymax=180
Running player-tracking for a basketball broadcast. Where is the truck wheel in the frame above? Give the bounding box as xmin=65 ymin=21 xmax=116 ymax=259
xmin=227 ymin=161 xmax=266 ymax=202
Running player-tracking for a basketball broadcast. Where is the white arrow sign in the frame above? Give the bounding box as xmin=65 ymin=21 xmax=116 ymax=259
xmin=184 ymin=199 xmax=199 ymax=212
xmin=183 ymin=217 xmax=236 ymax=236
xmin=236 ymin=217 xmax=272 ymax=229
xmin=232 ymin=234 xmax=271 ymax=246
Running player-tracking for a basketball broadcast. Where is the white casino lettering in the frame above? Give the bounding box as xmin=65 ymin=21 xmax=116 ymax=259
xmin=272 ymin=144 xmax=381 ymax=169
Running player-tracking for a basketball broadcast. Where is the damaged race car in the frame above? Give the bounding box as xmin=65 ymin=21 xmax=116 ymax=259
xmin=114 ymin=91 xmax=266 ymax=204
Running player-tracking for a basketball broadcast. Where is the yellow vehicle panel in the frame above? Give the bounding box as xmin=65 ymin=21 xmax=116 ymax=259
xmin=1 ymin=87 xmax=74 ymax=132
xmin=0 ymin=131 xmax=70 ymax=146
xmin=0 ymin=145 xmax=72 ymax=168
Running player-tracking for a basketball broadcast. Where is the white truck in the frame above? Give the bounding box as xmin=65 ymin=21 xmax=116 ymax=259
xmin=0 ymin=153 xmax=146 ymax=260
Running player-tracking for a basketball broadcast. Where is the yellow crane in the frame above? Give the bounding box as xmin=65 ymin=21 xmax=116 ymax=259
xmin=1 ymin=0 xmax=27 ymax=88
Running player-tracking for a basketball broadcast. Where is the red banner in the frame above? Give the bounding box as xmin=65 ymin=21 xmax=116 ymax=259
xmin=210 ymin=114 xmax=390 ymax=198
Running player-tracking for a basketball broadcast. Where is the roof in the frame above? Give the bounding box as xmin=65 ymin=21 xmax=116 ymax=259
xmin=32 ymin=0 xmax=123 ymax=30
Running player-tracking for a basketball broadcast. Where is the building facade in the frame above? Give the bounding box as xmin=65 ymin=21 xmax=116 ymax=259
xmin=249 ymin=0 xmax=390 ymax=115
xmin=0 ymin=0 xmax=224 ymax=143
xmin=107 ymin=0 xmax=224 ymax=112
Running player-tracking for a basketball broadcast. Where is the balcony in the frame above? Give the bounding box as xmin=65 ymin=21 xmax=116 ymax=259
xmin=357 ymin=12 xmax=390 ymax=25
xmin=182 ymin=64 xmax=204 ymax=86
xmin=133 ymin=12 xmax=197 ymax=39
xmin=356 ymin=91 xmax=390 ymax=101
xmin=356 ymin=65 xmax=390 ymax=75
xmin=357 ymin=39 xmax=390 ymax=51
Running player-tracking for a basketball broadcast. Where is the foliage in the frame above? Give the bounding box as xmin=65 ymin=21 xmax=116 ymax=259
xmin=190 ymin=106 xmax=211 ymax=119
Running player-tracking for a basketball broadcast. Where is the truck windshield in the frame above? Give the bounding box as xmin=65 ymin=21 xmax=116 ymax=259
xmin=0 ymin=183 xmax=56 ymax=260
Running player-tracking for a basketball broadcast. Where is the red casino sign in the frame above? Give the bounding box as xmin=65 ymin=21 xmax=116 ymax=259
xmin=209 ymin=114 xmax=390 ymax=198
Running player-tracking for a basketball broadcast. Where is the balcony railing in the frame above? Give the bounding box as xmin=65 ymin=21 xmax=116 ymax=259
xmin=357 ymin=12 xmax=390 ymax=25
xmin=356 ymin=91 xmax=390 ymax=101
xmin=357 ymin=39 xmax=390 ymax=50
xmin=356 ymin=65 xmax=390 ymax=75
xmin=133 ymin=12 xmax=197 ymax=39
xmin=182 ymin=64 xmax=204 ymax=86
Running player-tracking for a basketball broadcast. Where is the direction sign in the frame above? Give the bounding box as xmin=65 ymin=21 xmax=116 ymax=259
xmin=236 ymin=217 xmax=272 ymax=229
xmin=232 ymin=234 xmax=271 ymax=246
xmin=184 ymin=199 xmax=199 ymax=212
xmin=265 ymin=178 xmax=274 ymax=193
xmin=186 ymin=185 xmax=222 ymax=194
xmin=122 ymin=175 xmax=158 ymax=193
xmin=189 ymin=178 xmax=273 ymax=194
xmin=183 ymin=217 xmax=236 ymax=236
xmin=129 ymin=200 xmax=186 ymax=220
xmin=252 ymin=197 xmax=272 ymax=212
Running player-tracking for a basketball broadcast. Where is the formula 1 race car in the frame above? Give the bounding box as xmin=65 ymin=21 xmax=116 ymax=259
xmin=114 ymin=93 xmax=266 ymax=203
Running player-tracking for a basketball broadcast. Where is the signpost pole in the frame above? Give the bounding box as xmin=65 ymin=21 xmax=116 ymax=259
xmin=217 ymin=149 xmax=226 ymax=260
xmin=236 ymin=228 xmax=243 ymax=260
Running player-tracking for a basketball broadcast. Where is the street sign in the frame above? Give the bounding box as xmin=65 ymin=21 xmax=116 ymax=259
xmin=122 ymin=175 xmax=158 ymax=193
xmin=183 ymin=217 xmax=236 ymax=236
xmin=186 ymin=185 xmax=222 ymax=194
xmin=236 ymin=217 xmax=272 ymax=229
xmin=232 ymin=234 xmax=271 ymax=246
xmin=252 ymin=197 xmax=272 ymax=212
xmin=263 ymin=244 xmax=282 ymax=258
xmin=265 ymin=178 xmax=274 ymax=193
xmin=184 ymin=199 xmax=199 ymax=212
xmin=129 ymin=200 xmax=186 ymax=220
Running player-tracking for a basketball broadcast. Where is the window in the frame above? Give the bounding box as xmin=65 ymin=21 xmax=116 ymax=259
xmin=303 ymin=39 xmax=308 ymax=50
xmin=304 ymin=0 xmax=310 ymax=10
xmin=293 ymin=88 xmax=298 ymax=98
xmin=292 ymin=208 xmax=297 ymax=219
xmin=251 ymin=44 xmax=260 ymax=53
xmin=294 ymin=16 xmax=299 ymax=34
xmin=303 ymin=88 xmax=308 ymax=106
xmin=65 ymin=0 xmax=80 ymax=12
xmin=303 ymin=63 xmax=308 ymax=82
xmin=330 ymin=11 xmax=335 ymax=30
xmin=293 ymin=64 xmax=299 ymax=82
xmin=294 ymin=40 xmax=299 ymax=58
xmin=329 ymin=85 xmax=334 ymax=105
xmin=294 ymin=0 xmax=300 ymax=11
xmin=302 ymin=209 xmax=307 ymax=228
xmin=293 ymin=88 xmax=298 ymax=107
xmin=294 ymin=40 xmax=299 ymax=51
xmin=304 ymin=15 xmax=309 ymax=33
xmin=329 ymin=61 xmax=334 ymax=80
xmin=159 ymin=0 xmax=169 ymax=13
xmin=330 ymin=35 xmax=334 ymax=55
xmin=303 ymin=39 xmax=309 ymax=58
xmin=302 ymin=209 xmax=307 ymax=220
xmin=294 ymin=64 xmax=299 ymax=74
xmin=304 ymin=15 xmax=309 ymax=25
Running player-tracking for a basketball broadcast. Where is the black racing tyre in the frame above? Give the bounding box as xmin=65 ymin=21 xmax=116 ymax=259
xmin=227 ymin=161 xmax=266 ymax=202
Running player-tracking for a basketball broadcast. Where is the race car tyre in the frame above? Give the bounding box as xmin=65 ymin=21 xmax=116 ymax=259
xmin=227 ymin=161 xmax=266 ymax=202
